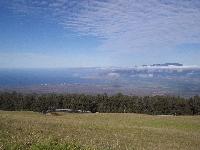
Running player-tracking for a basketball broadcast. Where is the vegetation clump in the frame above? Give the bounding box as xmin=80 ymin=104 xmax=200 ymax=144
xmin=0 ymin=92 xmax=200 ymax=115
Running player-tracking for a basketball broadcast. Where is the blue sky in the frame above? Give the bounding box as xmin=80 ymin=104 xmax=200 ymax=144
xmin=0 ymin=0 xmax=200 ymax=68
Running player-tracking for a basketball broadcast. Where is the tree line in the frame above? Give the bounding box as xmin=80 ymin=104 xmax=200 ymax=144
xmin=0 ymin=92 xmax=200 ymax=115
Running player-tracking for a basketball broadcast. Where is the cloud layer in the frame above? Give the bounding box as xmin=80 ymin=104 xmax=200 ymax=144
xmin=3 ymin=0 xmax=200 ymax=52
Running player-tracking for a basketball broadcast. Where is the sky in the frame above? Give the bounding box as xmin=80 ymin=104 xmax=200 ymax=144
xmin=0 ymin=0 xmax=200 ymax=68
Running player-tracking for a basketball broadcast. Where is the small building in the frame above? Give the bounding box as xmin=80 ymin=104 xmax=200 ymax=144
xmin=55 ymin=109 xmax=91 ymax=113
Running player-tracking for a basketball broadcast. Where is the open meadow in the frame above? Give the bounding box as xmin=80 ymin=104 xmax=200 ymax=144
xmin=0 ymin=111 xmax=200 ymax=150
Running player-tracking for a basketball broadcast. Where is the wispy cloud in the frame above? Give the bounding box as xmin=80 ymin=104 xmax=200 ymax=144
xmin=3 ymin=0 xmax=200 ymax=52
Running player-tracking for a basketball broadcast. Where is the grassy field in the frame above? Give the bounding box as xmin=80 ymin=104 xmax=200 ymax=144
xmin=0 ymin=111 xmax=200 ymax=150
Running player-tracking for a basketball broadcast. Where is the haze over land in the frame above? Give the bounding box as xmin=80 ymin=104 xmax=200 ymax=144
xmin=1 ymin=63 xmax=200 ymax=97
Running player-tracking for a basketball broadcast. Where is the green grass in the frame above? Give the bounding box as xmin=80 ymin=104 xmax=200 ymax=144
xmin=0 ymin=111 xmax=200 ymax=150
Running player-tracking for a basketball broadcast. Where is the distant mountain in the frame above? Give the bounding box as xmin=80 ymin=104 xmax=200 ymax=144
xmin=152 ymin=63 xmax=183 ymax=67
xmin=142 ymin=63 xmax=183 ymax=67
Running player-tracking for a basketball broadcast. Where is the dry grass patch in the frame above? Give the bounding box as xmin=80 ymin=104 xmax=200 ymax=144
xmin=0 ymin=111 xmax=200 ymax=150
